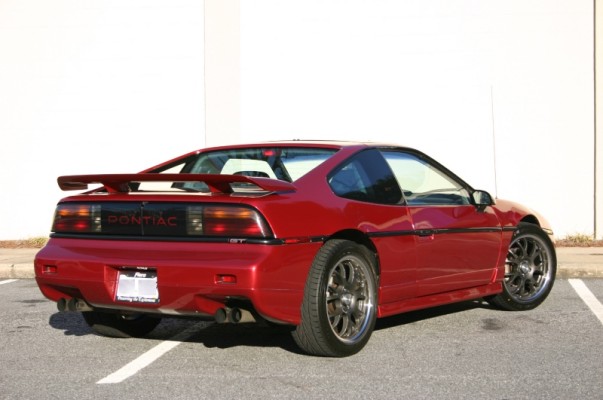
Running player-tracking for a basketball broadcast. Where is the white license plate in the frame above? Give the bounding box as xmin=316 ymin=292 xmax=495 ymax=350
xmin=116 ymin=269 xmax=159 ymax=303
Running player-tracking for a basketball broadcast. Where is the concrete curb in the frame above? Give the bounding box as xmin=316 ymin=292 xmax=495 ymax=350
xmin=557 ymin=266 xmax=603 ymax=279
xmin=0 ymin=264 xmax=36 ymax=279
xmin=0 ymin=248 xmax=38 ymax=279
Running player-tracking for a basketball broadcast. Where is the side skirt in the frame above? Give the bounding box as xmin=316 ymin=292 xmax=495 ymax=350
xmin=377 ymin=282 xmax=502 ymax=318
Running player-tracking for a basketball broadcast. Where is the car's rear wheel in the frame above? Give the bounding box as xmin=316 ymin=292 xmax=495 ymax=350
xmin=292 ymin=239 xmax=378 ymax=357
xmin=487 ymin=223 xmax=556 ymax=311
xmin=82 ymin=311 xmax=161 ymax=338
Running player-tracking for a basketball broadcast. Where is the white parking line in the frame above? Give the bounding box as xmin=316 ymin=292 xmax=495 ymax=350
xmin=0 ymin=279 xmax=18 ymax=285
xmin=97 ymin=322 xmax=204 ymax=384
xmin=569 ymin=279 xmax=603 ymax=326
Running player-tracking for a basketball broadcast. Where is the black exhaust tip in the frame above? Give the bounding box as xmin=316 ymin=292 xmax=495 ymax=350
xmin=57 ymin=298 xmax=67 ymax=312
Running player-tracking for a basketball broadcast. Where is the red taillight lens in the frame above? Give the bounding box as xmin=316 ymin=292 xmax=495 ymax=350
xmin=200 ymin=206 xmax=271 ymax=238
xmin=51 ymin=203 xmax=271 ymax=238
xmin=52 ymin=204 xmax=101 ymax=233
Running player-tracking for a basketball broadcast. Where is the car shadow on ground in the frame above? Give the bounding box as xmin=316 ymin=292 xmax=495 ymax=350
xmin=49 ymin=311 xmax=94 ymax=336
xmin=375 ymin=298 xmax=494 ymax=331
xmin=48 ymin=299 xmax=496 ymax=354
xmin=185 ymin=322 xmax=302 ymax=354
xmin=48 ymin=310 xmax=302 ymax=353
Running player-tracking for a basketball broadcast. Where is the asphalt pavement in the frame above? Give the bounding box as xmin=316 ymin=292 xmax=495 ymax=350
xmin=0 ymin=246 xmax=601 ymax=279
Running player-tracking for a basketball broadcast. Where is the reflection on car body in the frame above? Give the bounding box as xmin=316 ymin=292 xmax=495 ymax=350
xmin=35 ymin=141 xmax=556 ymax=357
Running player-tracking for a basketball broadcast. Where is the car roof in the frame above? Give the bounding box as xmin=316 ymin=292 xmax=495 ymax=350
xmin=200 ymin=140 xmax=405 ymax=152
xmin=142 ymin=140 xmax=418 ymax=175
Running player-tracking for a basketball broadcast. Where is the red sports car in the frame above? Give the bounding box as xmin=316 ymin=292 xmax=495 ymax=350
xmin=35 ymin=141 xmax=556 ymax=357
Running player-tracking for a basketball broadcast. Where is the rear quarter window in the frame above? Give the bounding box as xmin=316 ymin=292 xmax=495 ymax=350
xmin=328 ymin=149 xmax=402 ymax=205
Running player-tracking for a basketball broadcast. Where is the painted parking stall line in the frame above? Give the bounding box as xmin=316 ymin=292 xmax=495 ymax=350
xmin=569 ymin=279 xmax=603 ymax=326
xmin=97 ymin=322 xmax=205 ymax=384
xmin=0 ymin=279 xmax=18 ymax=285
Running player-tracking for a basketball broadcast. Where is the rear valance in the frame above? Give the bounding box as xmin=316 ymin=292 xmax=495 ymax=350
xmin=57 ymin=173 xmax=297 ymax=194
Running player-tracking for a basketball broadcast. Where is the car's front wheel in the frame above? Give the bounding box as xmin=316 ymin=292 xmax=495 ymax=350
xmin=292 ymin=239 xmax=378 ymax=357
xmin=83 ymin=311 xmax=161 ymax=338
xmin=487 ymin=223 xmax=556 ymax=311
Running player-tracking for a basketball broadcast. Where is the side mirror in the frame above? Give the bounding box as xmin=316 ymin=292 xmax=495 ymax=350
xmin=472 ymin=190 xmax=495 ymax=211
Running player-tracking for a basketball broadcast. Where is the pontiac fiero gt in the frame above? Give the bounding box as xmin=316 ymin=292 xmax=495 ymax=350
xmin=35 ymin=141 xmax=556 ymax=357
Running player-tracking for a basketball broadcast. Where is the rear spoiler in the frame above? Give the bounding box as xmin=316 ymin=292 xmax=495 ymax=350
xmin=57 ymin=173 xmax=297 ymax=194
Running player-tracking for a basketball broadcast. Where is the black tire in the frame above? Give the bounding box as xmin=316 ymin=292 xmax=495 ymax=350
xmin=292 ymin=239 xmax=378 ymax=357
xmin=487 ymin=223 xmax=556 ymax=311
xmin=82 ymin=311 xmax=161 ymax=338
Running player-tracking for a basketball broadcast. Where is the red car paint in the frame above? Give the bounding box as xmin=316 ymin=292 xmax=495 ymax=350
xmin=35 ymin=141 xmax=554 ymax=326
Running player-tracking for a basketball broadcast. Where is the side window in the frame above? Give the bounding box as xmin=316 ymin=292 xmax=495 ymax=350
xmin=382 ymin=151 xmax=471 ymax=206
xmin=328 ymin=149 xmax=402 ymax=205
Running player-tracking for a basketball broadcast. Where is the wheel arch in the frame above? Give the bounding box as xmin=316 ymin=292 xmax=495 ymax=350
xmin=519 ymin=215 xmax=555 ymax=237
xmin=520 ymin=215 xmax=541 ymax=227
xmin=327 ymin=229 xmax=380 ymax=276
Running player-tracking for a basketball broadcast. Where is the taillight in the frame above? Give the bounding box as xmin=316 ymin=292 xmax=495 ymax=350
xmin=200 ymin=206 xmax=271 ymax=237
xmin=52 ymin=202 xmax=272 ymax=238
xmin=52 ymin=204 xmax=101 ymax=233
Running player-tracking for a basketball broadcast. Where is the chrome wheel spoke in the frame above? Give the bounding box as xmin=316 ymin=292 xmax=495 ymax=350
xmin=518 ymin=239 xmax=529 ymax=257
xmin=343 ymin=261 xmax=355 ymax=285
xmin=517 ymin=280 xmax=530 ymax=297
xmin=528 ymin=242 xmax=541 ymax=264
xmin=352 ymin=304 xmax=365 ymax=322
xmin=332 ymin=268 xmax=346 ymax=286
xmin=504 ymin=266 xmax=520 ymax=280
xmin=339 ymin=315 xmax=351 ymax=336
xmin=503 ymin=232 xmax=554 ymax=303
xmin=508 ymin=276 xmax=525 ymax=295
xmin=330 ymin=312 xmax=342 ymax=328
xmin=507 ymin=247 xmax=521 ymax=263
xmin=324 ymin=253 xmax=375 ymax=343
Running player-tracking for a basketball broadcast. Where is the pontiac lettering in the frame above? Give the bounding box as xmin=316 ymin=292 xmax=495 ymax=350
xmin=107 ymin=215 xmax=178 ymax=227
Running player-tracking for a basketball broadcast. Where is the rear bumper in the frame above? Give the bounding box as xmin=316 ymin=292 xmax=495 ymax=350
xmin=34 ymin=238 xmax=320 ymax=325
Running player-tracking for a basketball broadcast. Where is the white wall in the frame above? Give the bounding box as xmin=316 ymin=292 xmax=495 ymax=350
xmin=239 ymin=0 xmax=594 ymax=238
xmin=204 ymin=0 xmax=240 ymax=148
xmin=0 ymin=0 xmax=205 ymax=239
xmin=0 ymin=1 xmax=596 ymax=239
